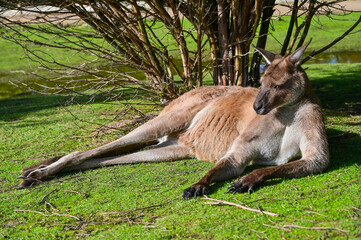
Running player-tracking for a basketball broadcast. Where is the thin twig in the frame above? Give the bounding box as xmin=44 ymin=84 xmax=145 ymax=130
xmin=286 ymin=184 xmax=299 ymax=191
xmin=327 ymin=131 xmax=351 ymax=140
xmin=50 ymin=212 xmax=81 ymax=221
xmin=352 ymin=206 xmax=361 ymax=211
xmin=202 ymin=196 xmax=279 ymax=217
xmin=263 ymin=223 xmax=291 ymax=232
xmin=45 ymin=201 xmax=59 ymax=212
xmin=14 ymin=209 xmax=81 ymax=221
xmin=282 ymin=224 xmax=349 ymax=233
xmin=40 ymin=189 xmax=58 ymax=203
xmin=14 ymin=209 xmax=48 ymax=217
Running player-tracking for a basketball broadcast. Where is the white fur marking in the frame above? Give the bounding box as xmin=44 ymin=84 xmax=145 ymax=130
xmin=187 ymin=105 xmax=213 ymax=131
xmin=157 ymin=136 xmax=168 ymax=145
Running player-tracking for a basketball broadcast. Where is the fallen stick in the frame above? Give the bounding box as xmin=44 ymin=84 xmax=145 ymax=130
xmin=14 ymin=209 xmax=81 ymax=221
xmin=282 ymin=224 xmax=349 ymax=233
xmin=202 ymin=196 xmax=279 ymax=217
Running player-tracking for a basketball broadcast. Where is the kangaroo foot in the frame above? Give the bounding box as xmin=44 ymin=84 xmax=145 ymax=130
xmin=18 ymin=178 xmax=43 ymax=189
xmin=19 ymin=165 xmax=49 ymax=180
xmin=17 ymin=156 xmax=63 ymax=188
xmin=227 ymin=169 xmax=265 ymax=194
xmin=19 ymin=156 xmax=63 ymax=178
xmin=17 ymin=167 xmax=49 ymax=189
xmin=182 ymin=183 xmax=209 ymax=200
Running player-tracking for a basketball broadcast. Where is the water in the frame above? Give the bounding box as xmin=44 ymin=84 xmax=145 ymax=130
xmin=1 ymin=51 xmax=360 ymax=99
xmin=306 ymin=51 xmax=361 ymax=64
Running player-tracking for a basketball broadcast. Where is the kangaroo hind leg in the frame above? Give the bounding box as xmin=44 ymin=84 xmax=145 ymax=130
xmin=18 ymin=109 xmax=195 ymax=187
xmin=65 ymin=143 xmax=193 ymax=171
xmin=18 ymin=140 xmax=157 ymax=180
xmin=19 ymin=144 xmax=193 ymax=188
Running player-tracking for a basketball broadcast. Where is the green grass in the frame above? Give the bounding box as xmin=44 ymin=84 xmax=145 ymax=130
xmin=0 ymin=63 xmax=360 ymax=239
xmin=0 ymin=11 xmax=360 ymax=239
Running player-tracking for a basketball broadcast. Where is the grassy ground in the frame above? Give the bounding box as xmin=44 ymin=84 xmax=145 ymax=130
xmin=0 ymin=62 xmax=360 ymax=239
xmin=0 ymin=11 xmax=360 ymax=239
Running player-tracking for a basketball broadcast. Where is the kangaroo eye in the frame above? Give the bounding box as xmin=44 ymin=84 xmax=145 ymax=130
xmin=274 ymin=85 xmax=282 ymax=90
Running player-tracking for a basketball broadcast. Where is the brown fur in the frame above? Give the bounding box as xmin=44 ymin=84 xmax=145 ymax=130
xmin=178 ymin=88 xmax=259 ymax=161
xmin=18 ymin=41 xmax=329 ymax=199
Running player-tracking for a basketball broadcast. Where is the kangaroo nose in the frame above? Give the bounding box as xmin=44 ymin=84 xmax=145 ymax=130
xmin=253 ymin=102 xmax=263 ymax=114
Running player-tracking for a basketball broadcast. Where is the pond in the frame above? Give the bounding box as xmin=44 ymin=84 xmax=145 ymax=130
xmin=0 ymin=51 xmax=360 ymax=99
xmin=306 ymin=51 xmax=361 ymax=64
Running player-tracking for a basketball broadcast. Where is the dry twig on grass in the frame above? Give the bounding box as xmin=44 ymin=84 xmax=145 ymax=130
xmin=263 ymin=223 xmax=349 ymax=233
xmin=202 ymin=196 xmax=279 ymax=217
xmin=40 ymin=189 xmax=58 ymax=203
xmin=262 ymin=223 xmax=291 ymax=232
xmin=283 ymin=224 xmax=349 ymax=233
xmin=93 ymin=114 xmax=157 ymax=137
xmin=14 ymin=209 xmax=81 ymax=221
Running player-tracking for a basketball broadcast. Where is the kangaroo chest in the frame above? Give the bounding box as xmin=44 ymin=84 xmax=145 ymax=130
xmin=253 ymin=125 xmax=301 ymax=166
xmin=178 ymin=90 xmax=303 ymax=165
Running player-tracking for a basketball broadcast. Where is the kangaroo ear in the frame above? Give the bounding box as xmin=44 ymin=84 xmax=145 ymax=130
xmin=289 ymin=38 xmax=312 ymax=65
xmin=253 ymin=45 xmax=280 ymax=64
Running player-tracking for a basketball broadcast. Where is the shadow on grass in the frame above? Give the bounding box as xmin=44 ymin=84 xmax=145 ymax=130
xmin=0 ymin=88 xmax=156 ymax=122
xmin=3 ymin=63 xmax=360 ymax=123
xmin=310 ymin=65 xmax=361 ymax=114
xmin=326 ymin=128 xmax=361 ymax=170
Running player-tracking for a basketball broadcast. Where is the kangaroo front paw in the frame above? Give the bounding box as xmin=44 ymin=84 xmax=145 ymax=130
xmin=227 ymin=170 xmax=264 ymax=194
xmin=182 ymin=183 xmax=209 ymax=200
xmin=227 ymin=181 xmax=255 ymax=195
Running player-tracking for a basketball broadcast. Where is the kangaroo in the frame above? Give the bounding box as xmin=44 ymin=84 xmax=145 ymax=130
xmin=18 ymin=40 xmax=329 ymax=199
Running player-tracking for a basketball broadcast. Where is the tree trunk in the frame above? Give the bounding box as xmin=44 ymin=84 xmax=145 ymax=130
xmin=250 ymin=0 xmax=275 ymax=85
xmin=281 ymin=0 xmax=298 ymax=56
xmin=217 ymin=0 xmax=232 ymax=85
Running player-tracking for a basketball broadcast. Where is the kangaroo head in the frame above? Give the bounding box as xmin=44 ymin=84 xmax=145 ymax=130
xmin=253 ymin=40 xmax=311 ymax=115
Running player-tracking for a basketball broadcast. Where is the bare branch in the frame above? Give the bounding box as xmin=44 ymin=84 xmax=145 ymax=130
xmin=14 ymin=209 xmax=81 ymax=221
xmin=0 ymin=0 xmax=358 ymax=98
xmin=301 ymin=15 xmax=361 ymax=65
xmin=202 ymin=196 xmax=280 ymax=217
